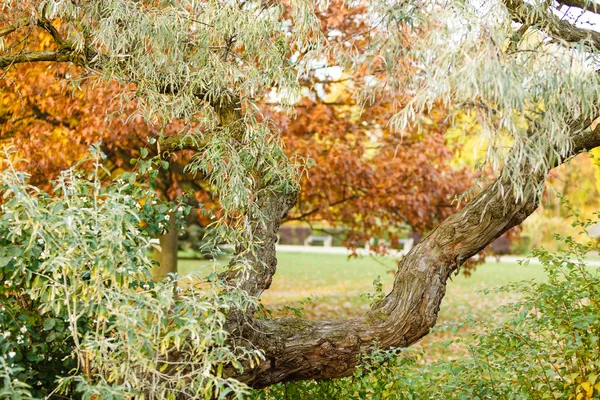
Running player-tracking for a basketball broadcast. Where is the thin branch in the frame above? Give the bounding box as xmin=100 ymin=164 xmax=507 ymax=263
xmin=0 ymin=18 xmax=32 ymax=38
xmin=556 ymin=0 xmax=600 ymax=14
xmin=505 ymin=0 xmax=600 ymax=49
xmin=0 ymin=50 xmax=74 ymax=69
xmin=37 ymin=17 xmax=69 ymax=49
xmin=285 ymin=194 xmax=361 ymax=221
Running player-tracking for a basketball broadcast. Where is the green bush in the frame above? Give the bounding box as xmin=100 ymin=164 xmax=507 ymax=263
xmin=252 ymin=348 xmax=410 ymax=400
xmin=0 ymin=148 xmax=259 ymax=399
xmin=410 ymin=209 xmax=600 ymax=400
xmin=256 ymin=210 xmax=600 ymax=400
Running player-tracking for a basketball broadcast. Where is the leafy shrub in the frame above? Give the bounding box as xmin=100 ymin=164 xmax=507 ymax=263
xmin=256 ymin=209 xmax=600 ymax=399
xmin=0 ymin=148 xmax=259 ymax=399
xmin=252 ymin=348 xmax=409 ymax=400
xmin=408 ymin=208 xmax=600 ymax=400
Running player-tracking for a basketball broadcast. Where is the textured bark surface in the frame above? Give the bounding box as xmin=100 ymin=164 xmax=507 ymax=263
xmin=3 ymin=8 xmax=600 ymax=391
xmin=230 ymin=127 xmax=600 ymax=388
xmin=226 ymin=189 xmax=299 ymax=298
xmin=504 ymin=0 xmax=600 ymax=49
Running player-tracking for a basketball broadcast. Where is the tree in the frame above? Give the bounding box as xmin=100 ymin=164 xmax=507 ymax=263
xmin=1 ymin=5 xmax=472 ymax=267
xmin=265 ymin=1 xmax=473 ymax=248
xmin=1 ymin=0 xmax=600 ymax=390
xmin=272 ymin=79 xmax=473 ymax=252
xmin=0 ymin=33 xmax=218 ymax=277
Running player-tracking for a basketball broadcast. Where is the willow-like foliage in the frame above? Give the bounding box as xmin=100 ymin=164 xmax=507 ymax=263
xmin=3 ymin=0 xmax=597 ymax=228
xmin=1 ymin=0 xmax=323 ymax=255
xmin=359 ymin=0 xmax=600 ymax=201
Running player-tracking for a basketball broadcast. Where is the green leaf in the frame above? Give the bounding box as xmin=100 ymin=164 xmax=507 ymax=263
xmin=43 ymin=318 xmax=56 ymax=331
xmin=0 ymin=256 xmax=12 ymax=267
xmin=46 ymin=331 xmax=57 ymax=342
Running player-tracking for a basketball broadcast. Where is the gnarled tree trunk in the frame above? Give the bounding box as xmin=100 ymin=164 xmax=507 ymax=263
xmin=227 ymin=126 xmax=600 ymax=388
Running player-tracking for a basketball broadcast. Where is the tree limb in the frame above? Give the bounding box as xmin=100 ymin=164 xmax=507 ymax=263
xmin=0 ymin=17 xmax=89 ymax=70
xmin=556 ymin=0 xmax=600 ymax=14
xmin=505 ymin=0 xmax=600 ymax=49
xmin=0 ymin=50 xmax=79 ymax=69
xmin=233 ymin=122 xmax=600 ymax=388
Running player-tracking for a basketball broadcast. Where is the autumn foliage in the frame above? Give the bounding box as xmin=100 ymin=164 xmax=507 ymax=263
xmin=0 ymin=4 xmax=472 ymax=252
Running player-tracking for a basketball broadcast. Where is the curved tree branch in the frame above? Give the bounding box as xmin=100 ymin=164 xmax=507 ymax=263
xmin=505 ymin=0 xmax=600 ymax=49
xmin=232 ymin=123 xmax=600 ymax=388
xmin=37 ymin=17 xmax=70 ymax=49
xmin=556 ymin=0 xmax=600 ymax=14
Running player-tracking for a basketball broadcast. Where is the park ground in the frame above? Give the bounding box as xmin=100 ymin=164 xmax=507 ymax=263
xmin=179 ymin=252 xmax=550 ymax=362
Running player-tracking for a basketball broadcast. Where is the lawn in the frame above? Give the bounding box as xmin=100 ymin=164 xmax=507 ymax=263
xmin=179 ymin=252 xmax=548 ymax=361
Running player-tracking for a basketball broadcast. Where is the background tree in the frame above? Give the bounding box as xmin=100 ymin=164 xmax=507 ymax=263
xmin=1 ymin=5 xmax=473 ymax=262
xmin=269 ymin=0 xmax=473 ymax=249
xmin=1 ymin=0 xmax=600 ymax=391
xmin=0 ymin=30 xmax=221 ymax=277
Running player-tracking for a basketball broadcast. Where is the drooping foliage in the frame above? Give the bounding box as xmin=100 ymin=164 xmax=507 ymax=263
xmin=0 ymin=28 xmax=212 ymax=206
xmin=1 ymin=0 xmax=600 ymax=395
xmin=1 ymin=0 xmax=314 ymax=256
xmin=363 ymin=0 xmax=600 ymax=200
xmin=263 ymin=0 xmax=473 ymax=249
xmin=0 ymin=148 xmax=260 ymax=399
xmin=1 ymin=1 xmax=599 ymax=215
xmin=1 ymin=0 xmax=473 ymax=254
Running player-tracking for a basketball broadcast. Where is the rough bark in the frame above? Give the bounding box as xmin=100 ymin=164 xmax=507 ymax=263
xmin=3 ymin=7 xmax=600 ymax=391
xmin=504 ymin=0 xmax=600 ymax=49
xmin=556 ymin=0 xmax=600 ymax=13
xmin=230 ymin=126 xmax=600 ymax=388
xmin=225 ymin=189 xmax=299 ymax=298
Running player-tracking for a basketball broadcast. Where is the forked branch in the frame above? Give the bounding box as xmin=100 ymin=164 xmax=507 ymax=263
xmin=233 ymin=122 xmax=600 ymax=388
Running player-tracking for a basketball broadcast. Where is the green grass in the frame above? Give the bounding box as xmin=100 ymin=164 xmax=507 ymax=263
xmin=178 ymin=252 xmax=548 ymax=361
xmin=178 ymin=252 xmax=546 ymax=321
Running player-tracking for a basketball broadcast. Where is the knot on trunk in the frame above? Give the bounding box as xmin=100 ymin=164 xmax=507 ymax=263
xmin=318 ymin=339 xmax=335 ymax=355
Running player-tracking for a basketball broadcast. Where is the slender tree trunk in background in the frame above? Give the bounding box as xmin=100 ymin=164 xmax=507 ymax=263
xmin=153 ymin=215 xmax=178 ymax=280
